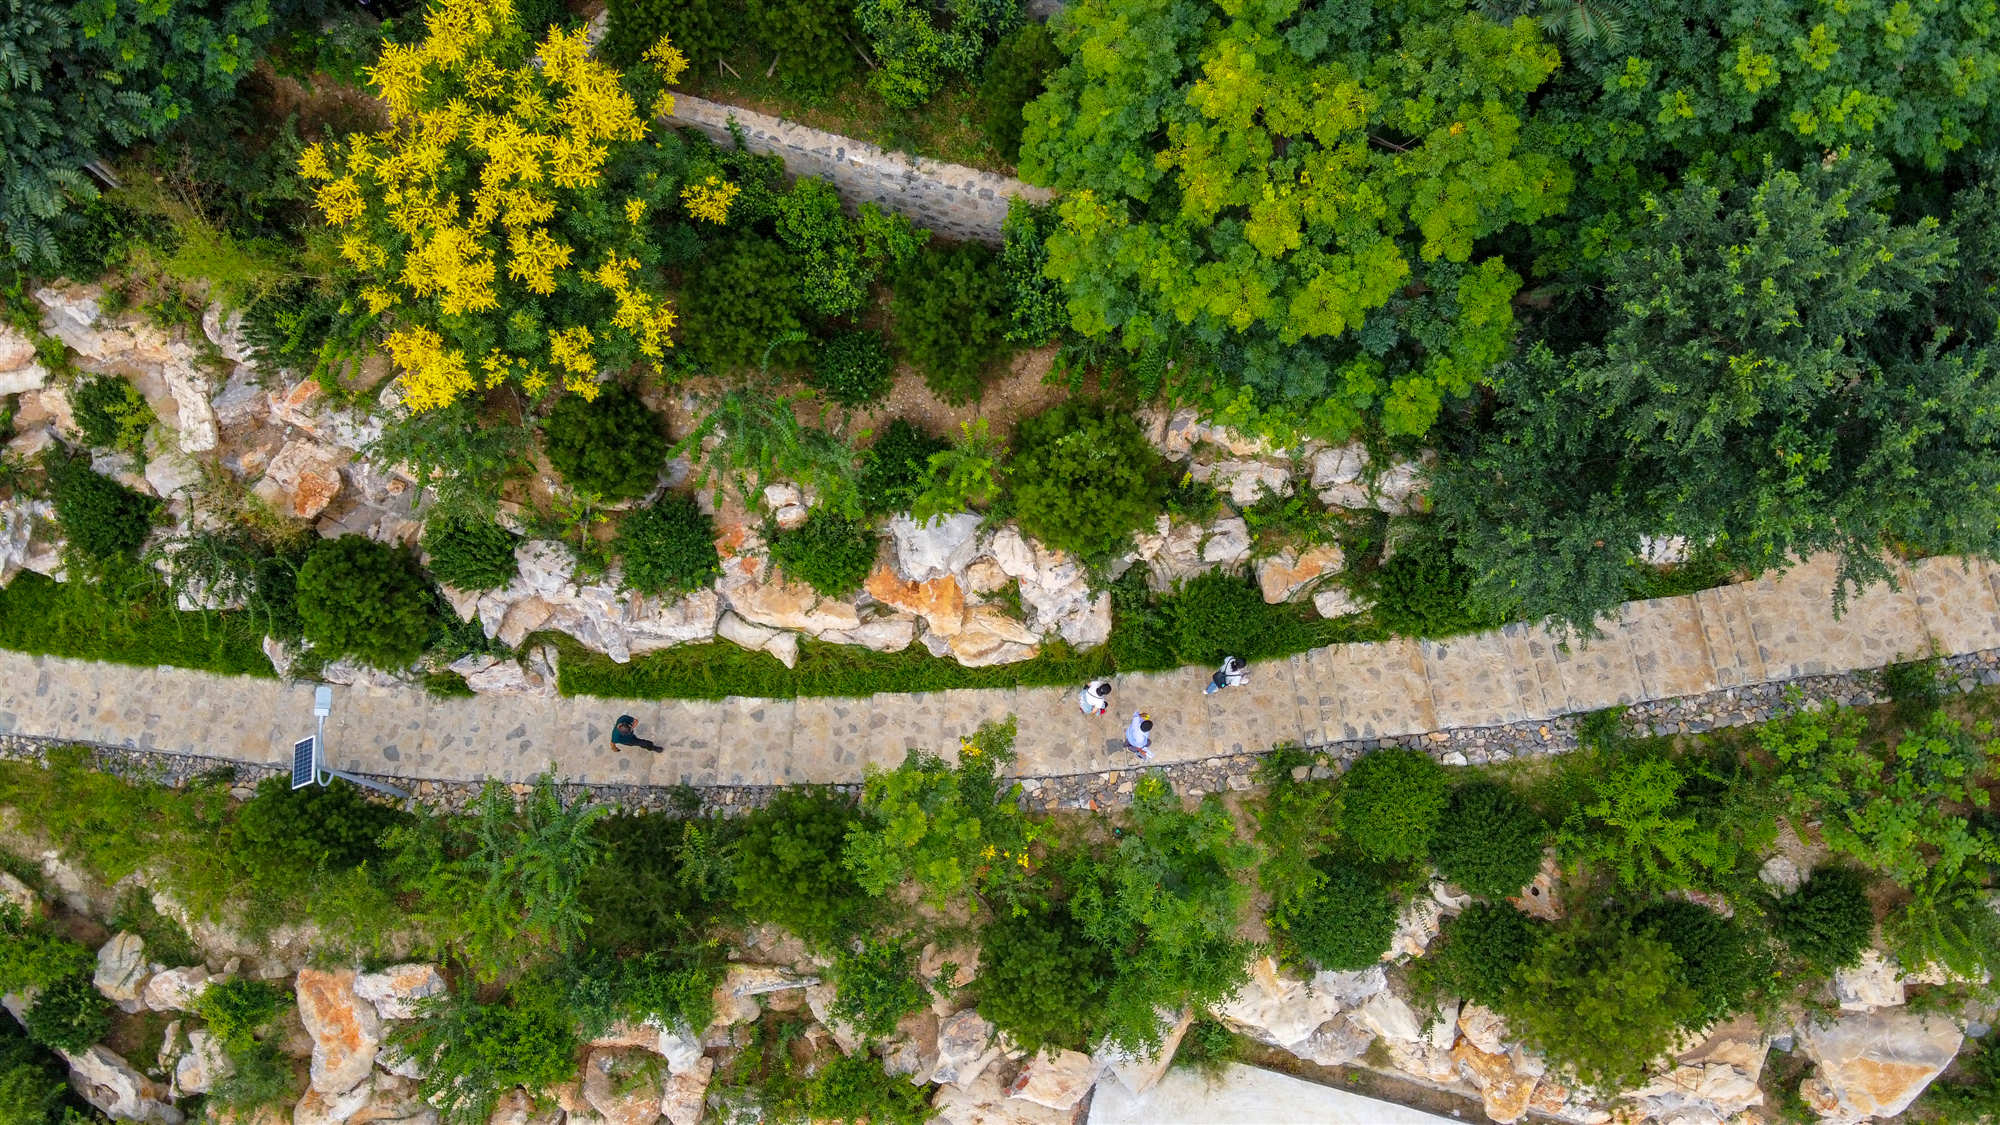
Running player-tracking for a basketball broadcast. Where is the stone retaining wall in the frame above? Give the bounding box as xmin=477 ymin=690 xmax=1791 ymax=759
xmin=665 ymin=94 xmax=1055 ymax=243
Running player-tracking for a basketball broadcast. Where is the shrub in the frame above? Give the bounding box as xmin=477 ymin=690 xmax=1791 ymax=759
xmin=582 ymin=810 xmax=741 ymax=956
xmin=1337 ymin=749 xmax=1449 ymax=864
xmin=232 ymin=775 xmax=404 ymax=878
xmin=542 ymin=384 xmax=669 ymax=501
xmin=296 ymin=537 xmax=438 ymax=669
xmin=69 ymin=375 xmax=153 ymax=453
xmin=1166 ymin=571 xmax=1269 ymax=668
xmin=975 ymin=902 xmax=1111 ymax=1051
xmin=0 ymin=909 xmax=92 ymax=996
xmin=831 ymin=937 xmax=929 ymax=1039
xmin=615 ymin=494 xmax=721 ymax=597
xmin=394 ymin=986 xmax=581 ymax=1125
xmin=1365 ymin=529 xmax=1502 ymax=638
xmin=1503 ymin=918 xmax=1702 ymax=1091
xmin=555 ymin=948 xmax=720 ymax=1038
xmin=681 ymin=234 xmax=815 ymax=374
xmin=891 ymin=242 xmax=1011 ymax=404
xmin=605 ymin=0 xmax=738 ymax=70
xmin=730 ymin=788 xmax=863 ymax=946
xmin=845 ymin=720 xmax=1034 ymax=912
xmin=23 ymin=973 xmax=109 ymax=1052
xmin=206 ymin=1038 xmax=299 ymax=1115
xmin=744 ymin=0 xmax=857 ymax=98
xmin=998 ymin=198 xmax=1063 ymax=342
xmin=776 ymin=181 xmax=924 ymax=319
xmin=811 ymin=330 xmax=895 ymax=407
xmin=911 ymin=419 xmax=1004 ymax=526
xmin=1772 ymin=866 xmax=1875 ymax=972
xmin=1635 ymin=900 xmax=1773 ymax=1028
xmin=0 ymin=1018 xmax=71 ymax=1125
xmin=1277 ymin=863 xmax=1396 ymax=971
xmin=803 ymin=1055 xmax=933 ymax=1125
xmin=1415 ymin=902 xmax=1541 ymax=1007
xmin=1431 ymin=782 xmax=1549 ymax=898
xmin=856 ymin=0 xmax=1016 ymax=108
xmin=196 ymin=978 xmax=292 ymax=1052
xmin=858 ymin=419 xmax=948 ymax=515
xmin=422 ymin=515 xmax=519 ymax=591
xmin=1562 ymin=755 xmax=1753 ymax=894
xmin=769 ymin=510 xmax=878 ymax=599
xmin=1009 ymin=402 xmax=1166 ymax=559
xmin=47 ymin=454 xmax=156 ymax=562
xmin=1172 ymin=1018 xmax=1239 ymax=1078
xmin=980 ymin=23 xmax=1061 ymax=162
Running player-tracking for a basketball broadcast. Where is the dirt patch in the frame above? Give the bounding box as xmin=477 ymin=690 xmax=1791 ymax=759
xmin=829 ymin=345 xmax=1073 ymax=446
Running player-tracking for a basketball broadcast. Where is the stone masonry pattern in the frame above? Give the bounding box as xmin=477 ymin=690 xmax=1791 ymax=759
xmin=2 ymin=552 xmax=1998 ymax=793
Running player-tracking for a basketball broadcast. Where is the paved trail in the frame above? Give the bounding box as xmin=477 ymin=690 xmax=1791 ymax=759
xmin=2 ymin=554 xmax=1995 ymax=788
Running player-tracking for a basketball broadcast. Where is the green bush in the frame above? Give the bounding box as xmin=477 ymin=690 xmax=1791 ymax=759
xmin=681 ymin=234 xmax=815 ymax=373
xmin=856 ymin=0 xmax=1015 ymax=108
xmin=422 ymin=515 xmax=519 ymax=591
xmin=980 ymin=23 xmax=1061 ymax=162
xmin=582 ymin=810 xmax=740 ymax=956
xmin=23 ymin=973 xmax=109 ymax=1052
xmin=1010 ymin=402 xmax=1166 ymax=559
xmin=69 ymin=375 xmax=153 ymax=453
xmin=1502 ymin=918 xmax=1703 ymax=1091
xmin=1562 ymin=753 xmax=1759 ymax=894
xmin=1431 ymin=781 xmax=1549 ymax=898
xmin=744 ymin=0 xmax=857 ymax=98
xmin=615 ymin=494 xmax=721 ymax=597
xmin=542 ymin=384 xmax=669 ymax=501
xmin=206 ymin=1037 xmax=299 ymax=1115
xmin=776 ymin=181 xmax=924 ymax=319
xmin=1278 ymin=863 xmax=1396 ymax=971
xmin=891 ymin=242 xmax=1011 ymax=404
xmin=1772 ymin=866 xmax=1876 ymax=972
xmin=730 ymin=788 xmax=864 ymax=946
xmin=858 ymin=419 xmax=948 ymax=515
xmin=231 ymin=775 xmax=404 ymax=879
xmin=195 ymin=978 xmax=292 ymax=1052
xmin=394 ymin=986 xmax=581 ymax=1125
xmin=0 ymin=908 xmax=93 ymax=996
xmin=1635 ymin=900 xmax=1773 ymax=1028
xmin=769 ymin=510 xmax=878 ymax=599
xmin=47 ymin=454 xmax=156 ymax=561
xmin=1365 ymin=529 xmax=1502 ymax=639
xmin=0 ymin=1019 xmax=71 ymax=1125
xmin=296 ymin=536 xmax=438 ymax=669
xmin=831 ymin=937 xmax=929 ymax=1039
xmin=1171 ymin=1018 xmax=1240 ymax=1078
xmin=605 ymin=0 xmax=739 ymax=70
xmin=998 ymin=198 xmax=1063 ymax=342
xmin=1166 ymin=571 xmax=1269 ymax=668
xmin=975 ymin=902 xmax=1111 ymax=1052
xmin=555 ymin=948 xmax=720 ymax=1039
xmin=811 ymin=330 xmax=895 ymax=407
xmin=1337 ymin=749 xmax=1449 ymax=864
xmin=1414 ymin=902 xmax=1541 ymax=1007
xmin=803 ymin=1055 xmax=934 ymax=1125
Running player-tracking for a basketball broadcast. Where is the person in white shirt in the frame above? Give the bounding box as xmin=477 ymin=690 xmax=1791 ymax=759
xmin=1204 ymin=655 xmax=1249 ymax=695
xmin=1123 ymin=711 xmax=1153 ymax=759
xmin=1078 ymin=679 xmax=1113 ymax=717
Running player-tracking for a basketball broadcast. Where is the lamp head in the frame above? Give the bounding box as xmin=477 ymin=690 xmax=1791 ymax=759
xmin=313 ymin=686 xmax=333 ymax=718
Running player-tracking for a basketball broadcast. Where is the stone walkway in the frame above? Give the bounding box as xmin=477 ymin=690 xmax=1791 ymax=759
xmin=1 ymin=553 xmax=1995 ymax=790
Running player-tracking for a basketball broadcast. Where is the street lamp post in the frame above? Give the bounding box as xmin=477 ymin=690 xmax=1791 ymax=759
xmin=291 ymin=685 xmax=412 ymax=799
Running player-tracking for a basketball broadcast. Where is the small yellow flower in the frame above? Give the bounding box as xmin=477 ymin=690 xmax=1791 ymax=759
xmin=980 ymin=845 xmax=997 ymax=860
xmin=680 ymin=175 xmax=739 ymax=224
xmin=297 ymin=143 xmax=333 ymax=181
xmin=624 ymin=197 xmax=647 ymax=224
xmin=361 ymin=286 xmax=400 ymax=314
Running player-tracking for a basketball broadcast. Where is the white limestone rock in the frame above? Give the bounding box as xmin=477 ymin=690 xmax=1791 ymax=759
xmin=891 ymin=511 xmax=981 ymax=582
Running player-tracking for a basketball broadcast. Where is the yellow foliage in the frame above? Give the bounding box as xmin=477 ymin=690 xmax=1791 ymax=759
xmin=303 ymin=0 xmax=687 ymax=410
xmin=681 ymin=175 xmax=740 ymax=224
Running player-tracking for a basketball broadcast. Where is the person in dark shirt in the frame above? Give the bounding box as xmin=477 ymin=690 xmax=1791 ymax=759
xmin=611 ymin=714 xmax=662 ymax=753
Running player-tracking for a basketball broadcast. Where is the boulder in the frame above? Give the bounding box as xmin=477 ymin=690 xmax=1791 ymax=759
xmin=816 ymin=613 xmax=919 ymax=653
xmin=882 ymin=1008 xmax=942 ymax=1081
xmin=64 ymin=1044 xmax=183 ymax=1125
xmin=161 ymin=358 xmax=219 ymax=454
xmin=1255 ymin=544 xmax=1345 ymax=604
xmin=296 ymin=967 xmax=383 ymax=1095
xmin=580 ymin=1049 xmax=665 ymax=1125
xmin=1095 ymin=1009 xmax=1191 ymax=1096
xmin=1191 ymin=459 xmax=1292 ymax=506
xmin=209 ymin=364 xmax=267 ymax=428
xmin=1199 ymin=517 xmax=1251 ymax=566
xmin=724 ymin=573 xmax=861 ymax=635
xmin=0 ymin=871 xmax=38 ymax=916
xmin=1005 ymin=1046 xmax=1099 ymax=1111
xmin=140 ymin=966 xmax=213 ymax=1012
xmin=267 ymin=378 xmax=386 ymax=450
xmin=931 ymin=1010 xmax=999 ymax=1089
xmin=963 ymin=557 xmax=1010 ymax=594
xmin=1290 ymin=1015 xmax=1372 ymax=1067
xmin=0 ymin=323 xmax=46 ymax=395
xmin=865 ymin=567 xmax=967 ymax=637
xmin=1457 ymin=1004 xmax=1509 ymax=1055
xmin=1310 ymin=444 xmax=1366 ymax=490
xmin=1509 ymin=850 xmax=1563 ymax=921
xmin=201 ymin=303 xmax=255 ymax=366
xmin=1759 ymin=854 xmax=1804 ymax=894
xmin=94 ymin=932 xmax=153 ymax=1010
xmin=343 ymin=1073 xmax=438 ymax=1125
xmin=946 ymin=606 xmax=1040 ymax=667
xmin=1639 ymin=535 xmax=1691 ymax=566
xmin=1354 ymin=992 xmax=1422 ymax=1044
xmin=171 ymin=1029 xmax=231 ymax=1097
xmin=1214 ymin=957 xmax=1351 ymax=1050
xmin=1798 ymin=1008 xmax=1964 ymax=1119
xmin=0 ymin=496 xmax=61 ymax=587
xmin=890 ymin=512 xmax=981 ymax=582
xmin=1834 ymin=949 xmax=1906 ymax=1012
xmin=805 ymin=981 xmax=865 ymax=1055
xmin=447 ymin=654 xmax=555 ymax=698
xmin=293 ymin=1076 xmax=376 ymax=1125
xmin=353 ymin=963 xmax=448 ymax=1021
xmin=715 ymin=611 xmax=800 ymax=668
xmin=933 ymin=1063 xmax=1074 ymax=1125
xmin=660 ymin=1055 xmax=713 ymax=1125
xmin=1383 ymin=895 xmax=1444 ymax=961
xmin=252 ymin=440 xmax=347 ymax=520
xmin=1451 ymin=1040 xmax=1539 ymax=1125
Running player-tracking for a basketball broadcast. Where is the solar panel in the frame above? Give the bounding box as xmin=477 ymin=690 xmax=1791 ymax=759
xmin=292 ymin=736 xmax=318 ymax=790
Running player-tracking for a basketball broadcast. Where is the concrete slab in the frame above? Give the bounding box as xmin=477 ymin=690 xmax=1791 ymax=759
xmin=1420 ymin=632 xmax=1525 ymax=728
xmin=1745 ymin=556 xmax=1927 ymax=678
xmin=715 ymin=696 xmax=794 ymax=786
xmin=1693 ymin=584 xmax=1767 ymax=688
xmin=1618 ymin=595 xmax=1721 ymax=700
xmin=1907 ymin=554 xmax=2000 ymax=656
xmin=1496 ymin=621 xmax=1566 ymax=718
xmin=1209 ymin=655 xmax=1305 ymax=756
xmin=1539 ymin=623 xmax=1645 ymax=711
xmin=1325 ymin=638 xmax=1436 ymax=739
xmin=1089 ymin=1062 xmax=1459 ymax=1125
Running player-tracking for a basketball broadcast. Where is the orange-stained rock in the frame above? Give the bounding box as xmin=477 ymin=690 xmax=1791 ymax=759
xmin=1451 ymin=1040 xmax=1539 ymax=1125
xmin=866 ymin=566 xmax=966 ymax=637
xmin=294 ymin=967 xmax=380 ymax=1095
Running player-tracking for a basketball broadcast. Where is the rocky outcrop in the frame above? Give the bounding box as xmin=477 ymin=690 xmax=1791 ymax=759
xmin=1833 ymin=949 xmax=1906 ymax=1012
xmin=64 ymin=1044 xmax=183 ymax=1124
xmin=170 ymin=1029 xmax=232 ymax=1098
xmin=139 ymin=966 xmax=213 ymax=1012
xmin=352 ymin=963 xmax=447 ymax=1021
xmin=1006 ymin=1046 xmax=1099 ymax=1111
xmin=295 ymin=967 xmax=382 ymax=1096
xmin=930 ymin=1010 xmax=999 ymax=1089
xmin=580 ymin=1048 xmax=666 ymax=1125
xmin=93 ymin=932 xmax=154 ymax=1012
xmin=1798 ymin=1009 xmax=1963 ymax=1119
xmin=473 ymin=540 xmax=722 ymax=662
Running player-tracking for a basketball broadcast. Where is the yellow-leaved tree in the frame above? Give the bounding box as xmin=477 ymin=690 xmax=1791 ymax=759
xmin=300 ymin=0 xmax=718 ymax=411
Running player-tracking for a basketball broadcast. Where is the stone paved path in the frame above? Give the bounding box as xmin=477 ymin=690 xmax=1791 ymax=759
xmin=1 ymin=553 xmax=1995 ymax=789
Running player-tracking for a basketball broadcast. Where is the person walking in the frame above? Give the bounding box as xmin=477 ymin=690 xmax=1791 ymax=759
xmin=1123 ymin=711 xmax=1153 ymax=759
xmin=1078 ymin=678 xmax=1113 ymax=717
xmin=611 ymin=714 xmax=662 ymax=753
xmin=1204 ymin=655 xmax=1250 ymax=695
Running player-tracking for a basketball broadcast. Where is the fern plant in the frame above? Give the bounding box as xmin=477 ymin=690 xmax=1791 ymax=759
xmin=911 ymin=419 xmax=1003 ymax=526
xmin=674 ymin=389 xmax=862 ymax=517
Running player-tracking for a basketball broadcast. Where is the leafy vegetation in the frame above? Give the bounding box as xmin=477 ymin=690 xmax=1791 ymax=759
xmin=296 ymin=536 xmax=438 ymax=669
xmin=1337 ymin=749 xmax=1448 ymax=864
xmin=541 ymin=384 xmax=670 ymax=502
xmin=422 ymin=514 xmax=520 ymax=592
xmin=769 ymin=510 xmax=879 ymax=599
xmin=1009 ymin=402 xmax=1165 ymax=560
xmin=615 ymin=494 xmax=722 ymax=597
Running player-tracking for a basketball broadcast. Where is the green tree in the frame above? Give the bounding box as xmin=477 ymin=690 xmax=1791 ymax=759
xmin=0 ymin=0 xmax=275 ymax=263
xmin=1336 ymin=749 xmax=1448 ymax=864
xmin=1009 ymin=402 xmax=1165 ymax=559
xmin=1021 ymin=0 xmax=1570 ymax=439
xmin=1432 ymin=156 xmax=1997 ymax=634
xmin=296 ymin=537 xmax=438 ymax=669
xmin=1502 ymin=917 xmax=1702 ymax=1090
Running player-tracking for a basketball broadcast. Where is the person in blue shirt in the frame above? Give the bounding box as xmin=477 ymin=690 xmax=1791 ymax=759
xmin=611 ymin=715 xmax=661 ymax=753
